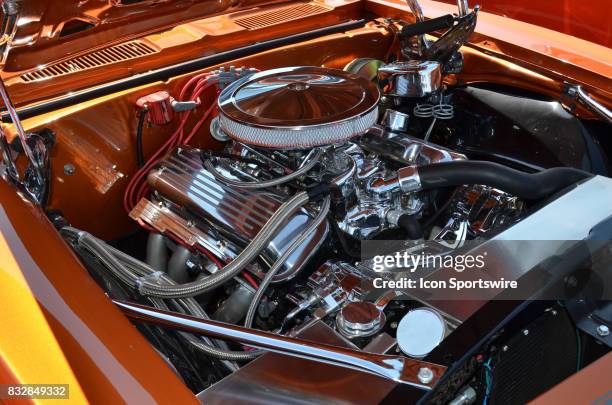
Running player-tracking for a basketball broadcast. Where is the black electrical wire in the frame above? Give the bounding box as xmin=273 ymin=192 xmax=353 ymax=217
xmin=422 ymin=187 xmax=458 ymax=231
xmin=135 ymin=110 xmax=147 ymax=167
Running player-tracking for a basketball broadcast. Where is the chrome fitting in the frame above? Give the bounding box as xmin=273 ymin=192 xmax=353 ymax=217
xmin=367 ymin=176 xmax=400 ymax=196
xmin=382 ymin=109 xmax=410 ymax=133
xmin=367 ymin=166 xmax=421 ymax=196
xmin=397 ymin=166 xmax=421 ymax=193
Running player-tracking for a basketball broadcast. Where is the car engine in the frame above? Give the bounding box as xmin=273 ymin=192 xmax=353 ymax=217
xmin=59 ymin=46 xmax=604 ymax=405
xmin=123 ymin=63 xmax=530 ymax=355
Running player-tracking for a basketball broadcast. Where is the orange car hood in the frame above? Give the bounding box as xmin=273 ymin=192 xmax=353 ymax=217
xmin=0 ymin=0 xmax=282 ymax=72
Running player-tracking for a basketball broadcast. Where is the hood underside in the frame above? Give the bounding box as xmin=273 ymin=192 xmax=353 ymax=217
xmin=0 ymin=0 xmax=286 ymax=71
xmin=1 ymin=0 xmax=611 ymax=73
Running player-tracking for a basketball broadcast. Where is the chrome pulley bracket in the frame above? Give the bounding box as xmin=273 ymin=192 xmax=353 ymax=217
xmin=422 ymin=5 xmax=478 ymax=74
xmin=399 ymin=0 xmax=474 ymax=64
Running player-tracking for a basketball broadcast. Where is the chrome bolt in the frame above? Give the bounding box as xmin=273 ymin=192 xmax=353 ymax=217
xmin=2 ymin=1 xmax=20 ymax=16
xmin=502 ymin=345 xmax=509 ymax=352
xmin=63 ymin=163 xmax=75 ymax=175
xmin=596 ymin=324 xmax=609 ymax=337
xmin=417 ymin=367 xmax=434 ymax=384
xmin=216 ymin=240 xmax=227 ymax=253
xmin=522 ymin=329 xmax=529 ymax=336
xmin=566 ymin=276 xmax=578 ymax=288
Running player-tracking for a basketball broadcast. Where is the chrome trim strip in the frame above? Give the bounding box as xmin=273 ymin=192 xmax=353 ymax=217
xmin=114 ymin=299 xmax=446 ymax=389
xmin=569 ymin=85 xmax=612 ymax=124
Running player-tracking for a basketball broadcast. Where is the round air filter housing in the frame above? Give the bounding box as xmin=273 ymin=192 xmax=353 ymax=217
xmin=217 ymin=66 xmax=380 ymax=149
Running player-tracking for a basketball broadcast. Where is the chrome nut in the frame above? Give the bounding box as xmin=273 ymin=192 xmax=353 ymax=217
xmin=417 ymin=367 xmax=434 ymax=384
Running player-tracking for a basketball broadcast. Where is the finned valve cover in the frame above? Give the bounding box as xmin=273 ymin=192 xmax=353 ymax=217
xmin=217 ymin=66 xmax=380 ymax=149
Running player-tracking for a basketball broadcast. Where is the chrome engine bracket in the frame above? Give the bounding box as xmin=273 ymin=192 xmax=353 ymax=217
xmin=115 ymin=299 xmax=447 ymax=390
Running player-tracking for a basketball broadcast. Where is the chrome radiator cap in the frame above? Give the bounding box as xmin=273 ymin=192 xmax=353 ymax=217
xmin=396 ymin=307 xmax=446 ymax=358
xmin=217 ymin=66 xmax=380 ymax=149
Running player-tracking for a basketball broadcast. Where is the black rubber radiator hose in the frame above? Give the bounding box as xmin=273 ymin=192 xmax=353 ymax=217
xmin=418 ymin=161 xmax=593 ymax=200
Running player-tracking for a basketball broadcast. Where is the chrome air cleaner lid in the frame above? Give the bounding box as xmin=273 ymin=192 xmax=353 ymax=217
xmin=217 ymin=66 xmax=380 ymax=149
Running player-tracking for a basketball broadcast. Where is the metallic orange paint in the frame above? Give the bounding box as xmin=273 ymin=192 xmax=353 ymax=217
xmin=2 ymin=0 xmax=609 ymax=118
xmin=0 ymin=178 xmax=199 ymax=404
xmin=1 ymin=0 xmax=291 ymax=72
xmin=434 ymin=0 xmax=612 ymax=48
xmin=0 ymin=229 xmax=87 ymax=405
xmin=2 ymin=0 xmax=363 ymax=107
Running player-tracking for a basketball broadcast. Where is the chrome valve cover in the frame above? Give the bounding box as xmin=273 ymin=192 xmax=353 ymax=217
xmin=143 ymin=146 xmax=328 ymax=282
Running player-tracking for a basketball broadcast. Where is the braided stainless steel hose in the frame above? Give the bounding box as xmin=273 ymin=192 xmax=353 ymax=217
xmin=137 ymin=190 xmax=310 ymax=298
xmin=244 ymin=197 xmax=330 ymax=328
xmin=61 ymin=227 xmax=258 ymax=363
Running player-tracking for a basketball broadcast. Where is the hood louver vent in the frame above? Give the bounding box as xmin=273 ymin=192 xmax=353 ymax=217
xmin=234 ymin=3 xmax=328 ymax=30
xmin=21 ymin=41 xmax=157 ymax=82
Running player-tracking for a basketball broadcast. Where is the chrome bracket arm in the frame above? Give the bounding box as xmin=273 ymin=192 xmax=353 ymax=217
xmin=456 ymin=0 xmax=469 ymax=16
xmin=0 ymin=80 xmax=39 ymax=170
xmin=114 ymin=299 xmax=447 ymax=389
xmin=0 ymin=0 xmax=50 ymax=206
xmin=0 ymin=0 xmax=19 ymax=66
xmin=403 ymin=0 xmax=429 ymax=57
xmin=0 ymin=79 xmax=51 ymax=206
xmin=564 ymin=84 xmax=612 ymax=124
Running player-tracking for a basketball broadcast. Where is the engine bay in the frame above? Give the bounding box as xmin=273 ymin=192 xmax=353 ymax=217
xmin=58 ymin=55 xmax=610 ymax=399
xmin=6 ymin=3 xmax=608 ymax=404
